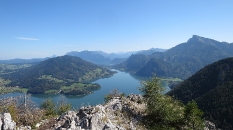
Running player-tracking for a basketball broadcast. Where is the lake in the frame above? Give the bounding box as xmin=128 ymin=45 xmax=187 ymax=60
xmin=0 ymin=70 xmax=170 ymax=108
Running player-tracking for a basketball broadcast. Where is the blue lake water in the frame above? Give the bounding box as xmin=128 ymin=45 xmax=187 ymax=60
xmin=0 ymin=70 xmax=170 ymax=108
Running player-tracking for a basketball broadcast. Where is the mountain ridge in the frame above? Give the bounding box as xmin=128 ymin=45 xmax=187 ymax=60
xmin=115 ymin=35 xmax=233 ymax=79
xmin=167 ymin=57 xmax=233 ymax=129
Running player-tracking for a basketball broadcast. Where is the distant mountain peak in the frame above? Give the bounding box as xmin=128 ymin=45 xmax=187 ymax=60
xmin=188 ymin=35 xmax=208 ymax=43
xmin=189 ymin=35 xmax=230 ymax=46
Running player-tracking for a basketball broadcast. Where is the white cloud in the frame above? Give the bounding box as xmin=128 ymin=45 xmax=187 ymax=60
xmin=16 ymin=37 xmax=39 ymax=41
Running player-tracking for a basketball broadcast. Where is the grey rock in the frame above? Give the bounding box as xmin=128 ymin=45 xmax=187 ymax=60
xmin=103 ymin=123 xmax=115 ymax=130
xmin=127 ymin=94 xmax=143 ymax=103
xmin=17 ymin=126 xmax=31 ymax=130
xmin=3 ymin=113 xmax=16 ymax=130
xmin=204 ymin=121 xmax=221 ymax=130
xmin=55 ymin=111 xmax=78 ymax=129
xmin=113 ymin=103 xmax=122 ymax=110
xmin=0 ymin=114 xmax=2 ymax=130
xmin=53 ymin=97 xmax=145 ymax=130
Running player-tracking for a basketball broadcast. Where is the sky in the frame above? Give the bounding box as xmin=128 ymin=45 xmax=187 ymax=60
xmin=0 ymin=0 xmax=233 ymax=59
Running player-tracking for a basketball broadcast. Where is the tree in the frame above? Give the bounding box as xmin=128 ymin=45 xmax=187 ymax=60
xmin=183 ymin=100 xmax=204 ymax=129
xmin=57 ymin=95 xmax=71 ymax=115
xmin=41 ymin=98 xmax=56 ymax=117
xmin=140 ymin=75 xmax=204 ymax=129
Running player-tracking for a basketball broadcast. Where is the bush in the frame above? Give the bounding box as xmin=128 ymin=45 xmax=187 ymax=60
xmin=57 ymin=95 xmax=71 ymax=115
xmin=41 ymin=98 xmax=56 ymax=117
xmin=41 ymin=95 xmax=71 ymax=116
xmin=140 ymin=76 xmax=204 ymax=129
xmin=0 ymin=94 xmax=45 ymax=126
xmin=104 ymin=88 xmax=121 ymax=103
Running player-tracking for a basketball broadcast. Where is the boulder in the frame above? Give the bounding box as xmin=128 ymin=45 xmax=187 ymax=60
xmin=52 ymin=98 xmax=144 ymax=130
xmin=127 ymin=94 xmax=143 ymax=103
xmin=204 ymin=121 xmax=220 ymax=130
xmin=17 ymin=126 xmax=31 ymax=130
xmin=3 ymin=113 xmax=16 ymax=130
xmin=0 ymin=114 xmax=2 ymax=130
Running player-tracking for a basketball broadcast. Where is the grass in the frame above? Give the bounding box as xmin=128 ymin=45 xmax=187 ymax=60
xmin=44 ymin=90 xmax=59 ymax=94
xmin=0 ymin=86 xmax=28 ymax=94
xmin=38 ymin=75 xmax=64 ymax=83
xmin=61 ymin=83 xmax=91 ymax=92
xmin=0 ymin=77 xmax=28 ymax=94
xmin=160 ymin=77 xmax=183 ymax=82
xmin=0 ymin=64 xmax=33 ymax=74
xmin=79 ymin=68 xmax=113 ymax=82
xmin=0 ymin=78 xmax=11 ymax=87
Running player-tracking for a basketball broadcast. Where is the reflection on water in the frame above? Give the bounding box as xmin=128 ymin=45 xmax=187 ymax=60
xmin=0 ymin=69 xmax=170 ymax=107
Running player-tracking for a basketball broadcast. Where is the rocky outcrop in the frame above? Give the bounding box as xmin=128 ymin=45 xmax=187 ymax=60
xmin=0 ymin=94 xmax=220 ymax=130
xmin=0 ymin=113 xmax=32 ymax=130
xmin=0 ymin=113 xmax=16 ymax=130
xmin=0 ymin=115 xmax=2 ymax=130
xmin=17 ymin=126 xmax=31 ymax=130
xmin=52 ymin=95 xmax=145 ymax=130
xmin=204 ymin=121 xmax=221 ymax=130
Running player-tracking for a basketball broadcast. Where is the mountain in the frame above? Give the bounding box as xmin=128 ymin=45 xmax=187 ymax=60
xmin=2 ymin=55 xmax=115 ymax=94
xmin=136 ymin=48 xmax=167 ymax=55
xmin=136 ymin=57 xmax=171 ymax=77
xmin=167 ymin=57 xmax=233 ymax=129
xmin=66 ymin=51 xmax=112 ymax=65
xmin=0 ymin=58 xmax=48 ymax=64
xmin=114 ymin=54 xmax=148 ymax=73
xmin=115 ymin=35 xmax=233 ymax=79
xmin=66 ymin=49 xmax=167 ymax=65
xmin=110 ymin=58 xmax=127 ymax=65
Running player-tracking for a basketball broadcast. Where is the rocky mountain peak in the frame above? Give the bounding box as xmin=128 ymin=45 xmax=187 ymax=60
xmin=188 ymin=35 xmax=208 ymax=43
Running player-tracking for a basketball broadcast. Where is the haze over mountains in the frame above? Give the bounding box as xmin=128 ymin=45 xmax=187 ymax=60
xmin=1 ymin=35 xmax=233 ymax=80
xmin=115 ymin=35 xmax=233 ymax=79
xmin=0 ymin=48 xmax=166 ymax=65
xmin=66 ymin=48 xmax=167 ymax=65
xmin=1 ymin=35 xmax=233 ymax=129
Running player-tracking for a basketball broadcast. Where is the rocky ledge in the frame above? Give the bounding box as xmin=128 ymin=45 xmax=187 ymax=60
xmin=48 ymin=94 xmax=145 ymax=130
xmin=0 ymin=94 xmax=220 ymax=130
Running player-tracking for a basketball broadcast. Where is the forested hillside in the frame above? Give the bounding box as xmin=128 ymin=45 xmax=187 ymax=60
xmin=115 ymin=35 xmax=233 ymax=79
xmin=167 ymin=57 xmax=233 ymax=129
xmin=114 ymin=54 xmax=148 ymax=73
xmin=1 ymin=56 xmax=115 ymax=95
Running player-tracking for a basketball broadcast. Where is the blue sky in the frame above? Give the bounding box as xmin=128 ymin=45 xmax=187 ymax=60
xmin=0 ymin=0 xmax=233 ymax=59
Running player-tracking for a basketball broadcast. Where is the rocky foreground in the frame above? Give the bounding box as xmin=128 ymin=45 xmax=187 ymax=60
xmin=0 ymin=94 xmax=219 ymax=130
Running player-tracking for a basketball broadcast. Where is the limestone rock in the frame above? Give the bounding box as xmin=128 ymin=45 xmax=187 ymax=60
xmin=52 ymin=95 xmax=144 ymax=130
xmin=204 ymin=121 xmax=221 ymax=130
xmin=0 ymin=114 xmax=2 ymax=130
xmin=17 ymin=126 xmax=31 ymax=130
xmin=127 ymin=94 xmax=143 ymax=103
xmin=3 ymin=113 xmax=16 ymax=130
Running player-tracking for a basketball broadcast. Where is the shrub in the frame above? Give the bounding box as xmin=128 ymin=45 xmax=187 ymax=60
xmin=41 ymin=98 xmax=56 ymax=117
xmin=57 ymin=95 xmax=71 ymax=115
xmin=140 ymin=75 xmax=204 ymax=129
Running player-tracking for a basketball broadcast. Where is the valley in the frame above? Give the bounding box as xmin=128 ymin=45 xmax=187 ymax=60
xmin=0 ymin=35 xmax=233 ymax=129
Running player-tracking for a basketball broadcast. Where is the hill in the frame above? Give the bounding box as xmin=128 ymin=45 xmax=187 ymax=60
xmin=114 ymin=54 xmax=148 ymax=73
xmin=2 ymin=56 xmax=115 ymax=95
xmin=167 ymin=57 xmax=233 ymax=129
xmin=66 ymin=49 xmax=166 ymax=65
xmin=115 ymin=35 xmax=233 ymax=79
xmin=136 ymin=48 xmax=167 ymax=55
xmin=66 ymin=51 xmax=112 ymax=65
xmin=0 ymin=58 xmax=47 ymax=64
